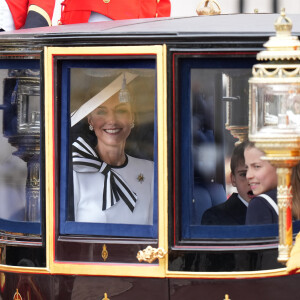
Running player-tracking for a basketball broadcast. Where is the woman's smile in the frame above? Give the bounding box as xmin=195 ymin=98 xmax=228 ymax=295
xmin=103 ymin=128 xmax=122 ymax=135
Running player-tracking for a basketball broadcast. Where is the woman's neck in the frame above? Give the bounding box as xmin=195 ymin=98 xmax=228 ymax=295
xmin=96 ymin=144 xmax=126 ymax=166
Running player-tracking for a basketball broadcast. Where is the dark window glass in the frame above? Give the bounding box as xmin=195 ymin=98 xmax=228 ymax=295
xmin=176 ymin=57 xmax=299 ymax=240
xmin=59 ymin=59 xmax=158 ymax=238
xmin=0 ymin=60 xmax=41 ymax=234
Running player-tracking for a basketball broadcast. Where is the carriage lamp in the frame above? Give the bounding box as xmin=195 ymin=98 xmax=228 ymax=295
xmin=248 ymin=9 xmax=300 ymax=264
xmin=3 ymin=70 xmax=41 ymax=222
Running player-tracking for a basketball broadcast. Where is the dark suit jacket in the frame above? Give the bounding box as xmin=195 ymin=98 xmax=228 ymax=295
xmin=201 ymin=193 xmax=247 ymax=225
xmin=245 ymin=189 xmax=278 ymax=225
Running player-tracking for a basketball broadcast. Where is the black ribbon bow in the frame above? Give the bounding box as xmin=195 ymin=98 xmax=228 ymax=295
xmin=72 ymin=137 xmax=137 ymax=212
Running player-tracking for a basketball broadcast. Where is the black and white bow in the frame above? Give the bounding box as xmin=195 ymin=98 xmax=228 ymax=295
xmin=72 ymin=137 xmax=137 ymax=212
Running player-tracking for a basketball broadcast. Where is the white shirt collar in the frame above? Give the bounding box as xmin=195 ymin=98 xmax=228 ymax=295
xmin=238 ymin=194 xmax=249 ymax=207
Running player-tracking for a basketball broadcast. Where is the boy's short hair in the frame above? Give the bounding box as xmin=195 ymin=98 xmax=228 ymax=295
xmin=230 ymin=141 xmax=247 ymax=175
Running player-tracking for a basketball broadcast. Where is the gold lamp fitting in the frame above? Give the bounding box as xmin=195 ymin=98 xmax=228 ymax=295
xmin=137 ymin=246 xmax=167 ymax=263
xmin=257 ymin=8 xmax=300 ymax=61
xmin=249 ymin=11 xmax=300 ymax=264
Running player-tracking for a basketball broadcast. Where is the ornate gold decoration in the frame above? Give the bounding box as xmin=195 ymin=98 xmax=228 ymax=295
xmin=102 ymin=293 xmax=110 ymax=300
xmin=225 ymin=125 xmax=248 ymax=144
xmin=257 ymin=9 xmax=300 ymax=62
xmin=137 ymin=246 xmax=167 ymax=263
xmin=102 ymin=244 xmax=108 ymax=261
xmin=196 ymin=0 xmax=221 ymax=16
xmin=137 ymin=173 xmax=144 ymax=183
xmin=252 ymin=65 xmax=300 ymax=79
xmin=13 ymin=289 xmax=22 ymax=300
xmin=276 ymin=168 xmax=293 ymax=263
xmin=277 ymin=184 xmax=293 ymax=209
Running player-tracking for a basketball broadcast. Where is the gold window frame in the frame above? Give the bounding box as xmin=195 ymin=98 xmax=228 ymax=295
xmin=44 ymin=45 xmax=168 ymax=277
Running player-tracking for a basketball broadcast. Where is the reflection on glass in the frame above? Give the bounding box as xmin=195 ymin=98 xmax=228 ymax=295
xmin=70 ymin=68 xmax=155 ymax=225
xmin=191 ymin=68 xmax=251 ymax=226
xmin=252 ymin=84 xmax=300 ymax=135
xmin=18 ymin=83 xmax=40 ymax=133
xmin=0 ymin=68 xmax=40 ymax=222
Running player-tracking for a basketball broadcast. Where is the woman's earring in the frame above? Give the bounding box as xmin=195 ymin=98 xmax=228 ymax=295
xmin=130 ymin=122 xmax=135 ymax=129
xmin=89 ymin=124 xmax=94 ymax=131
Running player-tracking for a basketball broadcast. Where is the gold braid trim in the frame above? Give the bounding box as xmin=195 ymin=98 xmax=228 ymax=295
xmin=28 ymin=5 xmax=52 ymax=26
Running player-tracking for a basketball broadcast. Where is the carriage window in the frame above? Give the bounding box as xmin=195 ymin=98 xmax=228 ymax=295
xmin=0 ymin=60 xmax=41 ymax=234
xmin=191 ymin=69 xmax=250 ymax=225
xmin=176 ymin=56 xmax=300 ymax=240
xmin=59 ymin=59 xmax=157 ymax=238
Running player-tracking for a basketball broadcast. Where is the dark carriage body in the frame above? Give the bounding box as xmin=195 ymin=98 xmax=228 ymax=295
xmin=0 ymin=13 xmax=300 ymax=300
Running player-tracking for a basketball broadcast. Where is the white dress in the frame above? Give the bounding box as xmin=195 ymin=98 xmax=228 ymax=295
xmin=73 ymin=155 xmax=154 ymax=225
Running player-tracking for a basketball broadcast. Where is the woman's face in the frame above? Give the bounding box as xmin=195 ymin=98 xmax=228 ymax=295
xmin=88 ymin=93 xmax=133 ymax=148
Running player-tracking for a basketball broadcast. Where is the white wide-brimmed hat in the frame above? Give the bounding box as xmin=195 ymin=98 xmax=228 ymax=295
xmin=71 ymin=72 xmax=137 ymax=127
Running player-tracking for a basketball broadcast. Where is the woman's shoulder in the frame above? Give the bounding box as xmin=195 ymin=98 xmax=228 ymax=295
xmin=121 ymin=155 xmax=154 ymax=185
xmin=127 ymin=155 xmax=154 ymax=169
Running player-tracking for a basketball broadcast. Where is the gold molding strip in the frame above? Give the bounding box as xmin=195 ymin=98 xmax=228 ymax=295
xmin=166 ymin=268 xmax=288 ymax=279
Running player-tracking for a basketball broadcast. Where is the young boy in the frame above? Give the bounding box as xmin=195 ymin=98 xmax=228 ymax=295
xmin=201 ymin=141 xmax=254 ymax=225
xmin=244 ymin=142 xmax=278 ymax=225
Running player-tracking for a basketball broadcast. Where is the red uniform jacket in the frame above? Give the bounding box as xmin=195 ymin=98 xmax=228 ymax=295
xmin=60 ymin=0 xmax=171 ymax=25
xmin=5 ymin=0 xmax=55 ymax=29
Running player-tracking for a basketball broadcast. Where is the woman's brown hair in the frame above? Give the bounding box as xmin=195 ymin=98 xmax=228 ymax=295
xmin=292 ymin=163 xmax=300 ymax=220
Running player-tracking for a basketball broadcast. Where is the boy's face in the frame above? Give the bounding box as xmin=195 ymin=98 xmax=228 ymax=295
xmin=231 ymin=161 xmax=253 ymax=203
xmin=244 ymin=147 xmax=278 ymax=196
